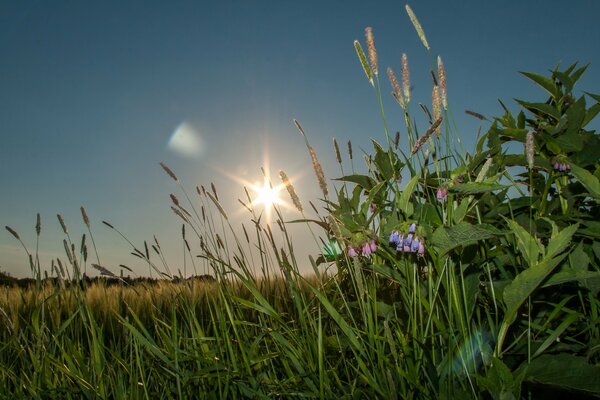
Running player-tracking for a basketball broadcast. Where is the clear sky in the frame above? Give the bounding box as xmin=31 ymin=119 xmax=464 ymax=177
xmin=2 ymin=0 xmax=599 ymax=278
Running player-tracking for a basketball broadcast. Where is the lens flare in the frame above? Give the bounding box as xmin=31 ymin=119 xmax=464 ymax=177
xmin=168 ymin=122 xmax=203 ymax=157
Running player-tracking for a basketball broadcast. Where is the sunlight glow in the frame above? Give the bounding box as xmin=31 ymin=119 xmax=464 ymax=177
xmin=250 ymin=178 xmax=284 ymax=210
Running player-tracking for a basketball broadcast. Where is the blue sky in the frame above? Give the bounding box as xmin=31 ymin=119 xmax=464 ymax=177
xmin=1 ymin=0 xmax=599 ymax=278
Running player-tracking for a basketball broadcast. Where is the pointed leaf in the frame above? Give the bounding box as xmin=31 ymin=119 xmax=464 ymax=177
xmin=525 ymin=354 xmax=600 ymax=395
xmin=516 ymin=100 xmax=561 ymax=120
xmin=545 ymin=223 xmax=578 ymax=261
xmin=506 ymin=220 xmax=542 ymax=267
xmin=335 ymin=174 xmax=376 ymax=191
xmin=570 ymin=164 xmax=600 ymax=198
xmin=398 ymin=175 xmax=419 ymax=216
xmin=520 ymin=71 xmax=558 ymax=99
xmin=451 ymin=182 xmax=507 ymax=194
xmin=431 ymin=222 xmax=499 ymax=255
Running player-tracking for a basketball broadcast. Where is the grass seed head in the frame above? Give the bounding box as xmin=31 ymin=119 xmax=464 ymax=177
xmin=80 ymin=207 xmax=90 ymax=228
xmin=402 ymin=53 xmax=411 ymax=103
xmin=387 ymin=67 xmax=405 ymax=109
xmin=309 ymin=146 xmax=328 ymax=198
xmin=279 ymin=170 xmax=303 ymax=213
xmin=57 ymin=214 xmax=68 ymax=234
xmin=437 ymin=55 xmax=447 ymax=109
xmin=365 ymin=27 xmax=378 ymax=76
xmin=526 ymin=130 xmax=535 ymax=169
xmin=405 ymin=4 xmax=430 ymax=50
xmin=5 ymin=226 xmax=20 ymax=240
xmin=159 ymin=162 xmax=178 ymax=182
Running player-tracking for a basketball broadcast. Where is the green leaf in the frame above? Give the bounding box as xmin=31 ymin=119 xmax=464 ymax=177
xmin=525 ymin=354 xmax=600 ymax=395
xmin=582 ymin=103 xmax=600 ymax=128
xmin=431 ymin=222 xmax=499 ymax=255
xmin=520 ymin=71 xmax=558 ymax=99
xmin=532 ymin=313 xmax=579 ymax=358
xmin=398 ymin=175 xmax=419 ymax=217
xmin=545 ymin=223 xmax=578 ymax=261
xmin=451 ymin=182 xmax=507 ymax=194
xmin=335 ymin=174 xmax=376 ymax=191
xmin=505 ymin=220 xmax=542 ymax=267
xmin=311 ymin=286 xmax=362 ymax=354
xmin=516 ymin=100 xmax=561 ymax=120
xmin=564 ymin=96 xmax=586 ymax=136
xmin=548 ymin=133 xmax=584 ymax=152
xmin=570 ymin=164 xmax=600 ymax=198
xmin=499 ymin=253 xmax=568 ymax=344
xmin=372 ymin=140 xmax=399 ymax=181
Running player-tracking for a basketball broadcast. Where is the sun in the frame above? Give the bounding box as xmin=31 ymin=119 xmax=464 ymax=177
xmin=250 ymin=178 xmax=284 ymax=210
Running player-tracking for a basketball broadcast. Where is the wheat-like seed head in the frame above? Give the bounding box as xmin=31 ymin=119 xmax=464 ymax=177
xmin=5 ymin=226 xmax=20 ymax=240
xmin=432 ymin=86 xmax=442 ymax=136
xmin=354 ymin=40 xmax=374 ymax=86
xmin=159 ymin=162 xmax=178 ymax=181
xmin=333 ymin=137 xmax=342 ymax=164
xmin=57 ymin=214 xmax=68 ymax=234
xmin=279 ymin=170 xmax=303 ymax=213
xmin=207 ymin=191 xmax=228 ymax=220
xmin=309 ymin=146 xmax=328 ymax=197
xmin=347 ymin=140 xmax=353 ymax=161
xmin=405 ymin=5 xmax=430 ymax=50
xmin=437 ymin=56 xmax=447 ymax=110
xmin=526 ymin=130 xmax=535 ymax=169
xmin=80 ymin=207 xmax=90 ymax=228
xmin=412 ymin=116 xmax=443 ymax=154
xmin=365 ymin=27 xmax=378 ymax=76
xmin=387 ymin=67 xmax=405 ymax=109
xmin=401 ymin=53 xmax=411 ymax=103
xmin=35 ymin=213 xmax=41 ymax=236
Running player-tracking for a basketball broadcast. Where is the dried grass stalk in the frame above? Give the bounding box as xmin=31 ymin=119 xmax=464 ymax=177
xmin=92 ymin=263 xmax=116 ymax=277
xmin=465 ymin=110 xmax=487 ymax=120
xmin=207 ymin=191 xmax=228 ymax=220
xmin=5 ymin=226 xmax=20 ymax=240
xmin=333 ymin=137 xmax=342 ymax=164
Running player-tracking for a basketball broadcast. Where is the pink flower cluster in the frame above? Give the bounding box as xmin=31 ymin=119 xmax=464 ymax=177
xmin=389 ymin=223 xmax=425 ymax=255
xmin=552 ymin=160 xmax=571 ymax=171
xmin=347 ymin=239 xmax=377 ymax=257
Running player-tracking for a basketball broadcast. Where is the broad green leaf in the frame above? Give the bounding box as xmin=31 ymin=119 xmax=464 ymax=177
xmin=451 ymin=182 xmax=507 ymax=194
xmin=564 ymin=96 xmax=586 ymax=136
xmin=570 ymin=164 xmax=600 ymax=198
xmin=505 ymin=220 xmax=542 ymax=267
xmin=398 ymin=175 xmax=418 ymax=217
xmin=335 ymin=174 xmax=376 ymax=191
xmin=525 ymin=354 xmax=600 ymax=395
xmin=569 ymin=242 xmax=589 ymax=271
xmin=516 ymin=100 xmax=560 ymax=120
xmin=372 ymin=140 xmax=399 ymax=181
xmin=499 ymin=253 xmax=567 ymax=339
xmin=549 ymin=133 xmax=584 ymax=152
xmin=542 ymin=269 xmax=600 ymax=289
xmin=520 ymin=71 xmax=558 ymax=99
xmin=431 ymin=222 xmax=499 ymax=255
xmin=452 ymin=198 xmax=470 ymax=224
xmin=544 ymin=223 xmax=578 ymax=261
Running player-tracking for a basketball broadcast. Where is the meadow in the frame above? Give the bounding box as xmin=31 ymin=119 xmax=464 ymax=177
xmin=2 ymin=6 xmax=600 ymax=399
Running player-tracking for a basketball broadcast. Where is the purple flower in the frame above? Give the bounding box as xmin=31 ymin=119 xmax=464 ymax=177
xmin=369 ymin=239 xmax=377 ymax=253
xmin=347 ymin=247 xmax=358 ymax=257
xmin=409 ymin=223 xmax=417 ymax=234
xmin=403 ymin=245 xmax=411 ymax=253
xmin=436 ymin=187 xmax=448 ymax=201
xmin=552 ymin=159 xmax=571 ymax=172
xmin=362 ymin=242 xmax=372 ymax=256
xmin=418 ymin=241 xmax=425 ymax=255
xmin=405 ymin=233 xmax=413 ymax=246
xmin=411 ymin=238 xmax=420 ymax=253
xmin=370 ymin=203 xmax=376 ymax=213
xmin=389 ymin=231 xmax=400 ymax=245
